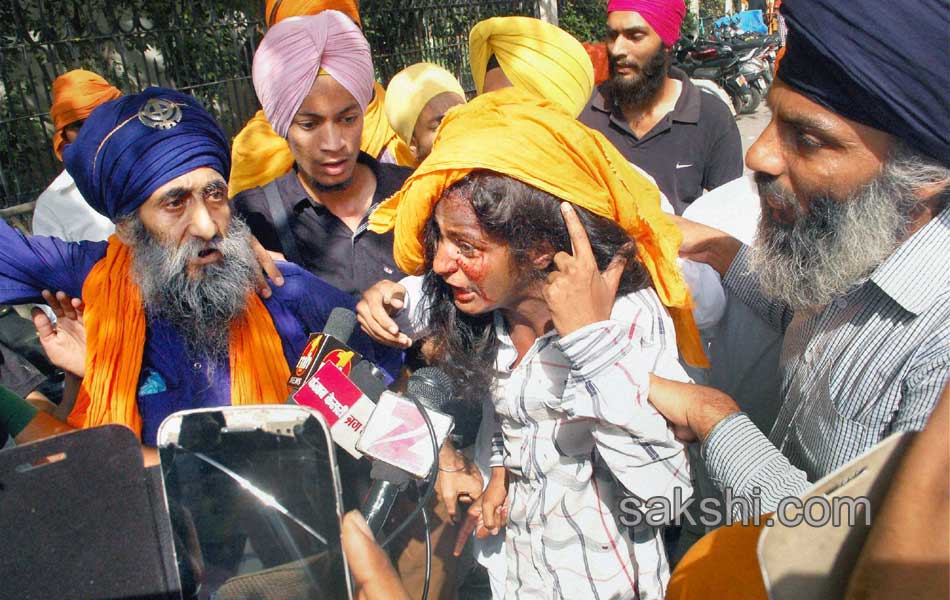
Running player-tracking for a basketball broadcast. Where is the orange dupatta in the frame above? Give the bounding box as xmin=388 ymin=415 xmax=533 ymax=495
xmin=67 ymin=237 xmax=291 ymax=439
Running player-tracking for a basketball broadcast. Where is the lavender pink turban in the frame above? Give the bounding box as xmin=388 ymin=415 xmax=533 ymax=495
xmin=251 ymin=10 xmax=374 ymax=138
xmin=607 ymin=0 xmax=686 ymax=47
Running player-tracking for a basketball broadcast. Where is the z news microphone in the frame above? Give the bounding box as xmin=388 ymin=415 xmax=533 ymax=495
xmin=359 ymin=368 xmax=456 ymax=535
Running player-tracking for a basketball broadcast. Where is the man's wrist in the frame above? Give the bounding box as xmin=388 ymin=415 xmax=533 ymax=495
xmin=689 ymin=388 xmax=741 ymax=441
xmin=711 ymin=236 xmax=742 ymax=277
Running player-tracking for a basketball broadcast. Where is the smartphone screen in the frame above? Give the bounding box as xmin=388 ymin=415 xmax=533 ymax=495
xmin=156 ymin=406 xmax=351 ymax=600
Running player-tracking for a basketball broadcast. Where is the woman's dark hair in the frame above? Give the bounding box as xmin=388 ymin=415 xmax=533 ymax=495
xmin=422 ymin=170 xmax=652 ymax=403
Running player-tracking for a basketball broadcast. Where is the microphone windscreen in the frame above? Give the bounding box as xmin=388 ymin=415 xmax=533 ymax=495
xmin=323 ymin=307 xmax=357 ymax=344
xmin=406 ymin=367 xmax=454 ymax=412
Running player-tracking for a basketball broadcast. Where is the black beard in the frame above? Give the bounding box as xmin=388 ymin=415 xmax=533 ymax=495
xmin=307 ymin=174 xmax=353 ymax=194
xmin=605 ymin=44 xmax=669 ymax=110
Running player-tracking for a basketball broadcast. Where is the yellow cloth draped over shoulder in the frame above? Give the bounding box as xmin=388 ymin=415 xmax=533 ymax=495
xmin=67 ymin=237 xmax=291 ymax=438
xmin=229 ymin=85 xmax=414 ymax=198
xmin=369 ymin=88 xmax=708 ymax=367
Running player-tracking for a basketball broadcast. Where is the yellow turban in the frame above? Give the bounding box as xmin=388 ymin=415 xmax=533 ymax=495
xmin=362 ymin=82 xmax=417 ymax=167
xmin=265 ymin=0 xmax=361 ymax=27
xmin=369 ymin=88 xmax=707 ymax=367
xmin=469 ymin=16 xmax=594 ymax=117
xmin=229 ymin=82 xmax=414 ymax=197
xmin=384 ymin=63 xmax=466 ymax=147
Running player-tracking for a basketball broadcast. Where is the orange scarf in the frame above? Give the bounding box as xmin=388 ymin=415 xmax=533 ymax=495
xmin=50 ymin=70 xmax=122 ymax=160
xmin=370 ymin=88 xmax=708 ymax=367
xmin=67 ymin=237 xmax=291 ymax=439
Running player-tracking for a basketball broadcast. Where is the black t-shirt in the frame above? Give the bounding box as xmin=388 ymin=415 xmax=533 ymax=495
xmin=578 ymin=68 xmax=743 ymax=214
xmin=233 ymin=152 xmax=412 ymax=296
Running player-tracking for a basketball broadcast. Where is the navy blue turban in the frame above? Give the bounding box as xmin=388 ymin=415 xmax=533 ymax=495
xmin=63 ymin=87 xmax=231 ymax=221
xmin=778 ymin=0 xmax=950 ymax=165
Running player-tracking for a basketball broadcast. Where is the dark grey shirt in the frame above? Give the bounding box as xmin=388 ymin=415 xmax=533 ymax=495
xmin=233 ymin=152 xmax=411 ymax=296
xmin=579 ymin=68 xmax=743 ymax=214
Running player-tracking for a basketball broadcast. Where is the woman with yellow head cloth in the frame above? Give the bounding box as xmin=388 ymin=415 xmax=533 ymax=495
xmin=228 ymin=0 xmax=412 ymax=198
xmin=468 ymin=16 xmax=595 ymax=116
xmin=363 ymin=87 xmax=704 ymax=599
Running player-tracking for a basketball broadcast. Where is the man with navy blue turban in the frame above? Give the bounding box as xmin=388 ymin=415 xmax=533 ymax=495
xmin=0 ymin=88 xmax=401 ymax=452
xmin=626 ymin=1 xmax=949 ymax=594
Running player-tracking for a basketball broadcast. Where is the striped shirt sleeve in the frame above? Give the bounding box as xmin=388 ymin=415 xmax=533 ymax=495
xmin=557 ymin=319 xmax=692 ymax=505
xmin=701 ymin=413 xmax=810 ymax=519
xmin=722 ymin=244 xmax=794 ymax=333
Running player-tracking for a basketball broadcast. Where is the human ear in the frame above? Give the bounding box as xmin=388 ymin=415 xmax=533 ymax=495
xmin=529 ymin=242 xmax=556 ymax=270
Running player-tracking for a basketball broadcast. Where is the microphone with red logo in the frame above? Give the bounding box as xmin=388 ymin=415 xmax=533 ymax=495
xmin=288 ymin=307 xmax=364 ymax=390
xmin=289 ymin=308 xmax=383 ymax=459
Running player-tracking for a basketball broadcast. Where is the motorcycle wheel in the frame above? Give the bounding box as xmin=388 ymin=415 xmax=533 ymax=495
xmin=732 ymin=87 xmax=762 ymax=115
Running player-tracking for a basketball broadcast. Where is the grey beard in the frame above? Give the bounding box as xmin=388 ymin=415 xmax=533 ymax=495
xmin=749 ymin=163 xmax=921 ymax=310
xmin=124 ymin=216 xmax=259 ymax=360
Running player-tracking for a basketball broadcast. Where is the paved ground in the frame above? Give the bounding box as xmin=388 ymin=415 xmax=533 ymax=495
xmin=735 ymin=102 xmax=772 ymax=167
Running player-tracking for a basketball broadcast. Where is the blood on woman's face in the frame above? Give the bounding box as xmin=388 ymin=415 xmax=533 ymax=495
xmin=430 ymin=193 xmax=521 ymax=315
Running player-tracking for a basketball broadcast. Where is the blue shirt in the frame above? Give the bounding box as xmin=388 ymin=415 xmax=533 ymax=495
xmin=0 ymin=221 xmax=403 ymax=444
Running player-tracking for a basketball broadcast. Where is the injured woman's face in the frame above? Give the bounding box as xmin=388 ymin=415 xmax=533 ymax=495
xmin=428 ymin=191 xmax=524 ymax=316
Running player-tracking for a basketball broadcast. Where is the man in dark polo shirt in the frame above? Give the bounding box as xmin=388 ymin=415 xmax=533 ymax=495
xmin=580 ymin=0 xmax=742 ymax=214
xmin=233 ymin=11 xmax=411 ymax=297
xmin=233 ymin=152 xmax=409 ymax=296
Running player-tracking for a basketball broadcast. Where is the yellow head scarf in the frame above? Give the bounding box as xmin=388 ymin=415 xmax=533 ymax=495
xmin=369 ymin=88 xmax=707 ymax=366
xmin=469 ymin=16 xmax=595 ymax=117
xmin=385 ymin=62 xmax=466 ymax=147
xmin=361 ymin=81 xmax=417 ymax=167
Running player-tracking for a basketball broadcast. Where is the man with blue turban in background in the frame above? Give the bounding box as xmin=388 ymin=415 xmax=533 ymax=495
xmin=0 ymin=87 xmax=401 ymax=452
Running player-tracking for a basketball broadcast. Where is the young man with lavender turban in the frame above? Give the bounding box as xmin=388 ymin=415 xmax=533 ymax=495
xmin=228 ymin=0 xmax=413 ymax=198
xmin=579 ymin=0 xmax=742 ymax=214
xmin=233 ymin=10 xmax=412 ymax=297
xmin=234 ymin=13 xmax=470 ymax=596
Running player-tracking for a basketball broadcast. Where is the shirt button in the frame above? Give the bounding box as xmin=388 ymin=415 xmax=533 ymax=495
xmin=835 ymin=298 xmax=848 ymax=309
xmin=192 ymin=362 xmax=202 ymax=372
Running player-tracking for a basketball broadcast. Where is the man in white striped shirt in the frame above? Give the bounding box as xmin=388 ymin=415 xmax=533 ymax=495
xmin=649 ymin=0 xmax=949 ymax=517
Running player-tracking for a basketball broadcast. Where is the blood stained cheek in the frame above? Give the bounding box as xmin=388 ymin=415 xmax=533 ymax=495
xmin=458 ymin=253 xmax=494 ymax=303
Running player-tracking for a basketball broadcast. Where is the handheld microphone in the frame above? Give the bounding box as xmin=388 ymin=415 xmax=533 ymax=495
xmin=359 ymin=368 xmax=456 ymax=535
xmin=288 ymin=307 xmax=363 ymax=389
xmin=291 ymin=360 xmax=376 ymax=459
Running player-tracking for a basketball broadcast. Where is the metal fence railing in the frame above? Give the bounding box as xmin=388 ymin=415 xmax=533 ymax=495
xmin=0 ymin=0 xmax=538 ymax=221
